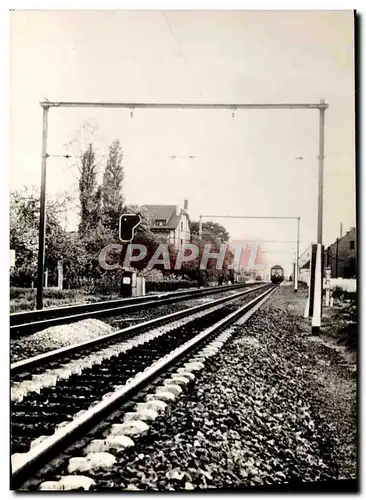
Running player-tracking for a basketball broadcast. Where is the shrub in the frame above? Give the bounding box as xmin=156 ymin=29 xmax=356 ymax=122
xmin=331 ymin=286 xmax=357 ymax=303
xmin=10 ymin=300 xmax=36 ymax=313
xmin=10 ymin=287 xmax=79 ymax=300
xmin=93 ymin=274 xmax=121 ymax=295
xmin=43 ymin=288 xmax=78 ymax=299
xmin=139 ymin=269 xmax=164 ymax=282
xmin=10 ymin=287 xmax=35 ymax=300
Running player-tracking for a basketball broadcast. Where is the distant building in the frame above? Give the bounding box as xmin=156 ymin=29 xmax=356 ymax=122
xmin=299 ymin=227 xmax=357 ymax=281
xmin=143 ymin=200 xmax=191 ymax=250
xmin=326 ymin=226 xmax=356 ymax=278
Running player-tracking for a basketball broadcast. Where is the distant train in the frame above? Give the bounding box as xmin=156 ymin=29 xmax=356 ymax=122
xmin=270 ymin=265 xmax=285 ymax=284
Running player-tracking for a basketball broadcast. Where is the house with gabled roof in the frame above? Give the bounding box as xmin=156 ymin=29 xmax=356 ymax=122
xmin=143 ymin=200 xmax=191 ymax=250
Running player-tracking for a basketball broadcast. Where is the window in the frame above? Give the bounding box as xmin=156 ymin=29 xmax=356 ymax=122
xmin=181 ymin=239 xmax=183 ymax=246
xmin=350 ymin=240 xmax=355 ymax=250
xmin=181 ymin=221 xmax=183 ymax=231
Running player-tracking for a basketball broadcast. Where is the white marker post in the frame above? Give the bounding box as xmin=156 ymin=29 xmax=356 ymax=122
xmin=304 ymin=258 xmax=311 ymax=320
xmin=294 ymin=217 xmax=300 ymax=292
xmin=311 ymin=243 xmax=323 ymax=332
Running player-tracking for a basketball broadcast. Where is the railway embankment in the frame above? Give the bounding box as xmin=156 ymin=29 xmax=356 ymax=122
xmin=75 ymin=285 xmax=357 ymax=491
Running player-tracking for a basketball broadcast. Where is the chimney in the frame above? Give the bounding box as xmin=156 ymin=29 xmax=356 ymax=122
xmin=176 ymin=205 xmax=180 ymax=216
xmin=184 ymin=199 xmax=188 ymax=211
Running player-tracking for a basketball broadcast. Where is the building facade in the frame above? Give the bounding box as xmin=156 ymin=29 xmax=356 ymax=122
xmin=143 ymin=200 xmax=191 ymax=250
xmin=326 ymin=226 xmax=356 ymax=279
xmin=299 ymin=227 xmax=357 ymax=281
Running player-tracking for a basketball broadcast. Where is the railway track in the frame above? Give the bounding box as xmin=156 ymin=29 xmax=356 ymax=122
xmin=11 ymin=283 xmax=277 ymax=490
xmin=10 ymin=283 xmax=256 ymax=337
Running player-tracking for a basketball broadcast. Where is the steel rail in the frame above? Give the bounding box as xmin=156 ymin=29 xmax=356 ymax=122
xmin=11 ymin=284 xmax=277 ymax=489
xmin=11 ymin=284 xmax=268 ymax=376
xmin=11 ymin=283 xmax=247 ymax=324
xmin=11 ymin=283 xmax=251 ymax=334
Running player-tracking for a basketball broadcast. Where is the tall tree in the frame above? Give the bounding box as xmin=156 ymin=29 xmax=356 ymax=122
xmin=102 ymin=139 xmax=125 ymax=233
xmin=190 ymin=220 xmax=230 ymax=244
xmin=78 ymin=143 xmax=102 ymax=235
xmin=9 ymin=188 xmax=82 ymax=287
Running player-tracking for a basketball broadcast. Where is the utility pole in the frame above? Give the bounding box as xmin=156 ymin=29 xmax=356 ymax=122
xmin=294 ymin=217 xmax=300 ymax=292
xmin=36 ymin=104 xmax=50 ymax=310
xmin=317 ymin=100 xmax=326 ymax=245
xmin=311 ymin=99 xmax=326 ymax=332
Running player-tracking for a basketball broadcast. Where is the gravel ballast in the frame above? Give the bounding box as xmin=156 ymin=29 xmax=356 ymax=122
xmin=10 ymin=289 xmax=242 ymax=363
xmin=81 ymin=284 xmax=357 ymax=492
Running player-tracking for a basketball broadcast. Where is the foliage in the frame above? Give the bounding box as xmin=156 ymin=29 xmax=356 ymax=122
xmin=93 ymin=273 xmax=123 ymax=295
xmin=138 ymin=269 xmax=164 ymax=282
xmin=190 ymin=220 xmax=230 ymax=244
xmin=186 ymin=220 xmax=234 ymax=283
xmin=9 ymin=287 xmax=121 ymax=313
xmin=331 ymin=286 xmax=357 ymax=303
xmin=9 ymin=188 xmax=78 ymax=287
xmin=102 ymin=139 xmax=125 ymax=234
xmin=178 ymin=232 xmax=234 ymax=285
xmin=9 ymin=190 xmax=38 ymax=286
xmin=78 ymin=143 xmax=102 ymax=235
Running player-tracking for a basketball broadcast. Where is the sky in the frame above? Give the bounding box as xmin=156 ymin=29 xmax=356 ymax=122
xmin=9 ymin=10 xmax=355 ymax=274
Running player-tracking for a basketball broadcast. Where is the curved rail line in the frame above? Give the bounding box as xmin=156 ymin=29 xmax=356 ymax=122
xmin=11 ymin=284 xmax=277 ymax=489
xmin=10 ymin=283 xmax=256 ymax=336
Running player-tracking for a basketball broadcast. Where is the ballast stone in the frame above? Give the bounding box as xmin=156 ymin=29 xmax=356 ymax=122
xmin=84 ymin=435 xmax=134 ymax=454
xmin=136 ymin=399 xmax=167 ymax=413
xmin=183 ymin=361 xmax=205 ymax=371
xmin=202 ymin=348 xmax=218 ymax=355
xmin=124 ymin=408 xmax=159 ymax=422
xmin=39 ymin=481 xmax=63 ymax=491
xmin=67 ymin=456 xmax=92 ymax=473
xmin=158 ymin=383 xmax=183 ymax=396
xmin=149 ymin=390 xmax=176 ymax=402
xmin=39 ymin=475 xmax=96 ymax=491
xmin=84 ymin=440 xmax=108 ymax=454
xmin=59 ymin=475 xmax=96 ymax=491
xmin=106 ymin=435 xmax=135 ymax=451
xmin=109 ymin=420 xmax=149 ymax=437
xmin=67 ymin=452 xmax=116 ymax=473
xmin=32 ymin=373 xmax=58 ymax=389
xmin=164 ymin=376 xmax=190 ymax=386
xmin=210 ymin=341 xmax=225 ymax=348
xmin=173 ymin=371 xmax=195 ymax=381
